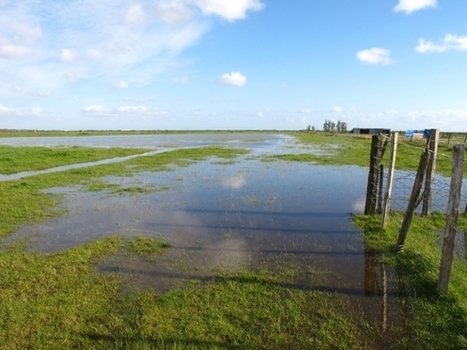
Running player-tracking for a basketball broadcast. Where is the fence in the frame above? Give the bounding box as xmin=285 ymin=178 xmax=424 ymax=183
xmin=363 ymin=130 xmax=467 ymax=292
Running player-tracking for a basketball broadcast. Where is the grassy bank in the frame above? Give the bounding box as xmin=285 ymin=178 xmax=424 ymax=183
xmin=353 ymin=213 xmax=467 ymax=349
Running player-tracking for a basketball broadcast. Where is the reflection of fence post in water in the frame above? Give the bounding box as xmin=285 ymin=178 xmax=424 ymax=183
xmin=396 ymin=148 xmax=430 ymax=251
xmin=437 ymin=144 xmax=464 ymax=293
xmin=364 ymin=247 xmax=388 ymax=333
xmin=422 ymin=129 xmax=440 ymax=216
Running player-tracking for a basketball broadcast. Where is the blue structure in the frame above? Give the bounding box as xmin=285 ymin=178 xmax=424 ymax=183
xmin=405 ymin=129 xmax=429 ymax=139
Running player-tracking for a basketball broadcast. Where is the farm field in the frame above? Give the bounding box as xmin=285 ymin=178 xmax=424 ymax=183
xmin=1 ymin=131 xmax=467 ymax=349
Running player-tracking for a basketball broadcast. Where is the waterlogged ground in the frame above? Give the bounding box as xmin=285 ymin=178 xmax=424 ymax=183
xmin=1 ymin=133 xmax=436 ymax=344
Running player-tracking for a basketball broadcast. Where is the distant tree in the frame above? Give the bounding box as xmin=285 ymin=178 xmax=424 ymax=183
xmin=336 ymin=120 xmax=342 ymax=133
xmin=330 ymin=121 xmax=336 ymax=132
xmin=311 ymin=125 xmax=316 ymax=132
xmin=341 ymin=121 xmax=348 ymax=133
xmin=306 ymin=125 xmax=311 ymax=133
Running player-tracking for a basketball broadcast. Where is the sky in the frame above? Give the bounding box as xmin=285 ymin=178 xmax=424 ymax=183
xmin=1 ymin=0 xmax=467 ymax=131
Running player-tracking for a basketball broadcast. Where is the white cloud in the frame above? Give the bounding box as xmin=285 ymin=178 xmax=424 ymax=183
xmin=7 ymin=23 xmax=42 ymax=42
xmin=60 ymin=49 xmax=78 ymax=63
xmin=0 ymin=23 xmax=41 ymax=59
xmin=118 ymin=106 xmax=148 ymax=113
xmin=88 ymin=49 xmax=104 ymax=59
xmin=0 ymin=44 xmax=31 ymax=59
xmin=0 ymin=104 xmax=16 ymax=113
xmin=415 ymin=34 xmax=467 ymax=53
xmin=30 ymin=107 xmax=41 ymax=115
xmin=82 ymin=105 xmax=104 ymax=114
xmin=155 ymin=3 xmax=194 ymax=26
xmin=393 ymin=0 xmax=437 ymax=14
xmin=333 ymin=106 xmax=343 ymax=112
xmin=218 ymin=71 xmax=247 ymax=87
xmin=188 ymin=0 xmax=265 ymax=21
xmin=122 ymin=5 xmax=146 ymax=27
xmin=115 ymin=81 xmax=128 ymax=89
xmin=356 ymin=48 xmax=394 ymax=65
xmin=300 ymin=108 xmax=311 ymax=113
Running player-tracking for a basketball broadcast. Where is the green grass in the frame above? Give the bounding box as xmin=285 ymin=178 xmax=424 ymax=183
xmin=0 ymin=143 xmax=374 ymax=348
xmin=0 ymin=146 xmax=249 ymax=239
xmin=126 ymin=236 xmax=171 ymax=261
xmin=353 ymin=212 xmax=467 ymax=349
xmin=281 ymin=132 xmax=467 ymax=177
xmin=0 ymin=145 xmax=149 ymax=174
xmin=0 ymin=242 xmax=370 ymax=349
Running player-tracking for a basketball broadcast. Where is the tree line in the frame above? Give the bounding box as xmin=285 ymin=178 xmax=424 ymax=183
xmin=307 ymin=120 xmax=348 ymax=133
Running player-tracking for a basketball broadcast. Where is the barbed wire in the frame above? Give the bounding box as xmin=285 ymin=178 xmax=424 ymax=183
xmin=366 ymin=138 xmax=467 ymax=215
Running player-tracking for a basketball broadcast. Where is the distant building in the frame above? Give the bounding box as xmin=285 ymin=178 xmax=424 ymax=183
xmin=350 ymin=128 xmax=391 ymax=135
xmin=405 ymin=129 xmax=429 ymax=140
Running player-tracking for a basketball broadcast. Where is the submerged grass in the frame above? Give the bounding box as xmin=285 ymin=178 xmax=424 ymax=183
xmin=353 ymin=212 xmax=467 ymax=349
xmin=0 ymin=145 xmax=148 ymax=174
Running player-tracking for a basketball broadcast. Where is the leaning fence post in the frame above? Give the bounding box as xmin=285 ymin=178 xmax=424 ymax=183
xmin=437 ymin=144 xmax=465 ymax=293
xmin=422 ymin=129 xmax=439 ymax=216
xmin=382 ymin=132 xmax=398 ymax=228
xmin=395 ymin=148 xmax=430 ymax=251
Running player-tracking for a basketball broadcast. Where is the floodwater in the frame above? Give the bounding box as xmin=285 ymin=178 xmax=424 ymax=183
xmin=1 ymin=133 xmax=451 ymax=347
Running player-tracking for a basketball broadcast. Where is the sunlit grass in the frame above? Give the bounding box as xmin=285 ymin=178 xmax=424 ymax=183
xmin=0 ymin=145 xmax=148 ymax=174
xmin=284 ymin=131 xmax=467 ymax=176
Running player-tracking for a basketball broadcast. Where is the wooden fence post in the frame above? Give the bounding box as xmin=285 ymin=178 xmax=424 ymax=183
xmin=382 ymin=132 xmax=398 ymax=228
xmin=422 ymin=129 xmax=439 ymax=216
xmin=395 ymin=148 xmax=430 ymax=251
xmin=365 ymin=136 xmax=379 ymax=215
xmin=365 ymin=135 xmax=387 ymax=215
xmin=437 ymin=144 xmax=465 ymax=293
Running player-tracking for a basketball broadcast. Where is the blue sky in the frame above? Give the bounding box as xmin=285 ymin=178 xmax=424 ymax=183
xmin=1 ymin=0 xmax=466 ymax=131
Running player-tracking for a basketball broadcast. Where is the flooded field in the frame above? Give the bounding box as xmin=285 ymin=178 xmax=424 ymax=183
xmin=2 ymin=133 xmax=454 ymax=346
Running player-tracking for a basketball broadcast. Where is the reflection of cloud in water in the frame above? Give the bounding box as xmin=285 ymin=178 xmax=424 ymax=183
xmin=352 ymin=198 xmax=366 ymax=212
xmin=221 ymin=174 xmax=246 ymax=189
